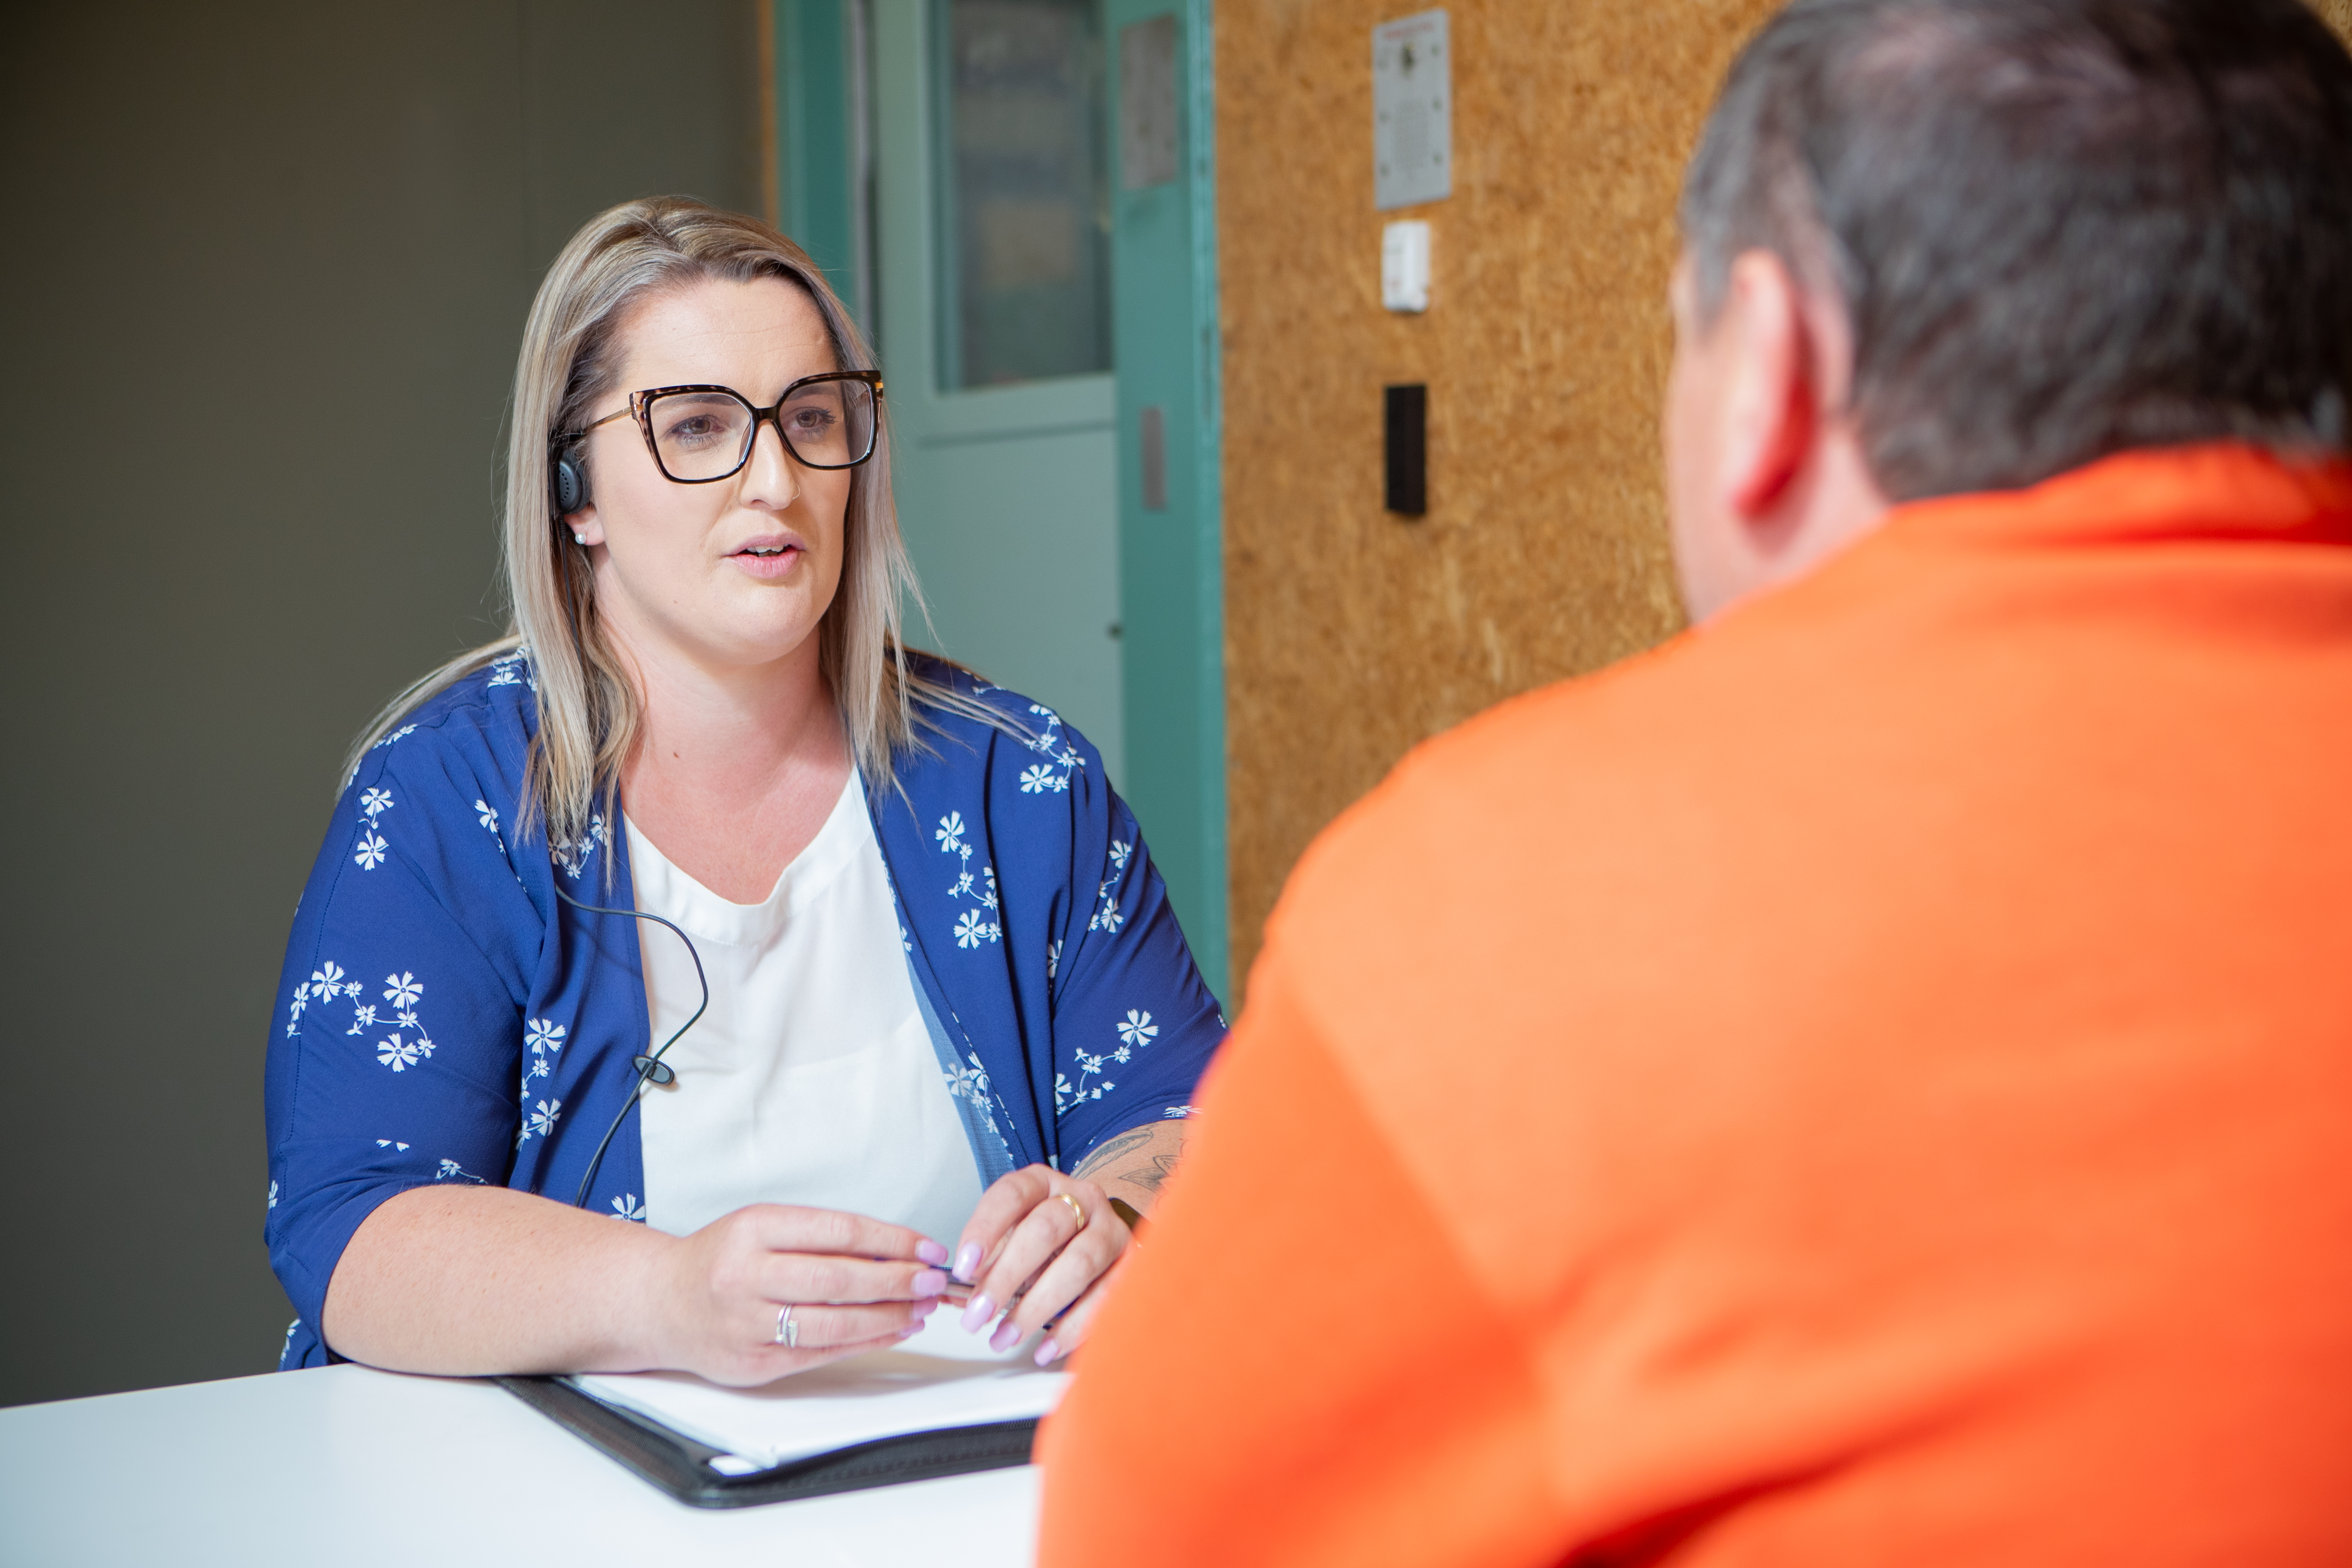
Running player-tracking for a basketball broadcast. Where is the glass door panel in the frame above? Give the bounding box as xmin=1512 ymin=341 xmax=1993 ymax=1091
xmin=932 ymin=0 xmax=1112 ymax=390
xmin=873 ymin=0 xmax=1124 ymax=777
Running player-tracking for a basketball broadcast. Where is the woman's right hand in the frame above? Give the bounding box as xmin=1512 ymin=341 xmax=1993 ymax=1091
xmin=651 ymin=1204 xmax=954 ymax=1386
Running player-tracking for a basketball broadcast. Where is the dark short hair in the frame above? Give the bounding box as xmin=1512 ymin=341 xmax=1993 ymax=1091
xmin=1680 ymin=0 xmax=2352 ymax=501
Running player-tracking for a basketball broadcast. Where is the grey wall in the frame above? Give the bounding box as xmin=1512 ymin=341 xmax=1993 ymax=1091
xmin=0 ymin=0 xmax=763 ymax=1408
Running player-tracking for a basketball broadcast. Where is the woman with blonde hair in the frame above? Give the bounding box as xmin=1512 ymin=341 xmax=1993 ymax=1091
xmin=263 ymin=196 xmax=1221 ymax=1383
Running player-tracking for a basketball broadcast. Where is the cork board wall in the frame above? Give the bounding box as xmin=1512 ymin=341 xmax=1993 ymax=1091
xmin=1216 ymin=0 xmax=1778 ymax=994
xmin=1215 ymin=0 xmax=2352 ymax=998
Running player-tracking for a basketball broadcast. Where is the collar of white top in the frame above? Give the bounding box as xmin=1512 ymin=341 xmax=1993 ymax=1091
xmin=621 ymin=770 xmax=870 ymax=947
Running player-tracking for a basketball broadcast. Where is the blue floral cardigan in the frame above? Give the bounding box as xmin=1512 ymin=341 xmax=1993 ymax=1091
xmin=263 ymin=650 xmax=1225 ymax=1369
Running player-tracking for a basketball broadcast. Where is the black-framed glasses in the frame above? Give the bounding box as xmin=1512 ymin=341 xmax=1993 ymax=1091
xmin=566 ymin=371 xmax=883 ymax=482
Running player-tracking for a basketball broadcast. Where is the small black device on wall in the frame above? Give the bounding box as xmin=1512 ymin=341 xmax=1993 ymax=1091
xmin=1385 ymin=383 xmax=1427 ymax=516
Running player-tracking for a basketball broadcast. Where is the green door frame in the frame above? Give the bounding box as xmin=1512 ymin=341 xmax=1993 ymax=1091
xmin=771 ymin=0 xmax=865 ymax=323
xmin=1101 ymin=0 xmax=1226 ymax=1001
xmin=770 ymin=0 xmax=1228 ymax=1002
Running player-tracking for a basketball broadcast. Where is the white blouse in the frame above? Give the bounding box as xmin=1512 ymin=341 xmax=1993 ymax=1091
xmin=628 ymin=771 xmax=985 ymax=1247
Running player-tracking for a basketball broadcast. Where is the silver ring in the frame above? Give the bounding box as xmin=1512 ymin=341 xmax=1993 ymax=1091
xmin=775 ymin=1304 xmax=799 ymax=1349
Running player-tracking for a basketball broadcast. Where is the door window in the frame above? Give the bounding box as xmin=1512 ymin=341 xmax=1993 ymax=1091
xmin=930 ymin=0 xmax=1112 ymax=389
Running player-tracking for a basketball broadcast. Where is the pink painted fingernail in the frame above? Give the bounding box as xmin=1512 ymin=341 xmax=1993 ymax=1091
xmin=1032 ymin=1338 xmax=1060 ymax=1367
xmin=953 ymin=1242 xmax=982 ymax=1282
xmin=899 ymin=1321 xmax=927 ymax=1340
xmin=988 ymin=1319 xmax=1023 ymax=1353
xmin=912 ymin=1269 xmax=948 ymax=1298
xmin=960 ymin=1293 xmax=995 ymax=1333
xmin=916 ymin=1238 xmax=949 ymax=1267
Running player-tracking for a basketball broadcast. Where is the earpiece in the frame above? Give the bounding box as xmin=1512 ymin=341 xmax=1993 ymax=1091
xmin=552 ymin=447 xmax=592 ymax=516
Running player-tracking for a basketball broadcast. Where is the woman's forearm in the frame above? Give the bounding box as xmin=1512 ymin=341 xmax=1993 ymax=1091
xmin=1072 ymin=1120 xmax=1191 ymax=1221
xmin=320 ymin=1184 xmax=678 ymax=1375
xmin=324 ymin=1123 xmax=1195 ymax=1376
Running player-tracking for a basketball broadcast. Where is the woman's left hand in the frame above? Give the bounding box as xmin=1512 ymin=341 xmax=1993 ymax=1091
xmin=950 ymin=1166 xmax=1128 ymax=1364
xmin=950 ymin=1121 xmax=1188 ymax=1364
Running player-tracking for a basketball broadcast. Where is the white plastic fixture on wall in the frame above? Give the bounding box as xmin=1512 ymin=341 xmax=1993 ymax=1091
xmin=1382 ymin=220 xmax=1431 ymax=312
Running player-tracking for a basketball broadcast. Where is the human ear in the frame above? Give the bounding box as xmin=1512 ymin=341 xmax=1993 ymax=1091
xmin=566 ymin=503 xmax=607 ymax=549
xmin=1716 ymin=250 xmax=1817 ymax=521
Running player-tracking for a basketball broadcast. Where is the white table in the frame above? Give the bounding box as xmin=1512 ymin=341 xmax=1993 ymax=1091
xmin=0 ymin=1363 xmax=1040 ymax=1567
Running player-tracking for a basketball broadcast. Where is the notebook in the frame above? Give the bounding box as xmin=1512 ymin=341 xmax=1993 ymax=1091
xmin=499 ymin=1313 xmax=1069 ymax=1508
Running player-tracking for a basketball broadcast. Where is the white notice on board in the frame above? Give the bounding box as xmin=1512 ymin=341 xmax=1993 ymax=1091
xmin=1373 ymin=9 xmax=1452 ymax=211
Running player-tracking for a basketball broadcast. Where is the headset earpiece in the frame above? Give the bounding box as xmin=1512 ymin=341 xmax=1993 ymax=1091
xmin=552 ymin=447 xmax=591 ymax=517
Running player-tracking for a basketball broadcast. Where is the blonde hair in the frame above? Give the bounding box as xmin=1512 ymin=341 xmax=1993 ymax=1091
xmin=347 ymin=196 xmax=979 ymax=854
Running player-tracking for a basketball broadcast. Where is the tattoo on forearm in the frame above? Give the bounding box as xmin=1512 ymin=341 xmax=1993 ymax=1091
xmin=1113 ymin=1153 xmax=1182 ymax=1194
xmin=1073 ymin=1130 xmax=1152 ymax=1180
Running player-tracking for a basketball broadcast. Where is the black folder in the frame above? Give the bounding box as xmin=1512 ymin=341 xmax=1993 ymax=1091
xmin=497 ymin=1375 xmax=1041 ymax=1508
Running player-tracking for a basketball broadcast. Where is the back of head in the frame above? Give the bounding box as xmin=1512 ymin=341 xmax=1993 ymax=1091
xmin=1681 ymin=0 xmax=2352 ymax=501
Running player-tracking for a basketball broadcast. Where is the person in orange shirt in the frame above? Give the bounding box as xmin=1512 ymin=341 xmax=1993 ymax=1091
xmin=1037 ymin=1 xmax=2352 ymax=1563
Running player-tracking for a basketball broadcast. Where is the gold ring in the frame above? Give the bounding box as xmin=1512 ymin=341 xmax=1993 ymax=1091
xmin=1057 ymin=1192 xmax=1086 ymax=1228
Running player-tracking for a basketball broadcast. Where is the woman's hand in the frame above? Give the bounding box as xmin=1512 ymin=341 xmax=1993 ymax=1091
xmin=950 ymin=1121 xmax=1190 ymax=1366
xmin=653 ymin=1204 xmax=954 ymax=1387
xmin=321 ymin=1187 xmax=954 ymax=1382
xmin=950 ymin=1167 xmax=1130 ymax=1366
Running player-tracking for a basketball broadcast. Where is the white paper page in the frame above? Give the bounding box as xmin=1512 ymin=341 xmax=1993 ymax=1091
xmin=568 ymin=1312 xmax=1069 ymax=1471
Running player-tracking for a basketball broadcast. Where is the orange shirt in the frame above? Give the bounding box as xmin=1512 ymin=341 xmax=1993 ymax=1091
xmin=1038 ymin=445 xmax=2352 ymax=1567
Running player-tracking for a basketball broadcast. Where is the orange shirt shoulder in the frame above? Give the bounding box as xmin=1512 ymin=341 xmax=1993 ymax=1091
xmin=1040 ymin=446 xmax=2352 ymax=1567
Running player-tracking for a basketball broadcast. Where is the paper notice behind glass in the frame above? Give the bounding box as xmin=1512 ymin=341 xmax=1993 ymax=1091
xmin=1373 ymin=10 xmax=1451 ymax=210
